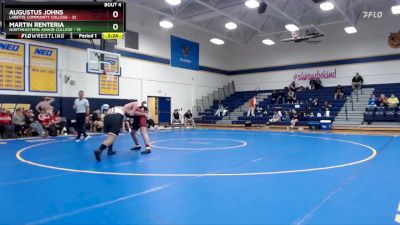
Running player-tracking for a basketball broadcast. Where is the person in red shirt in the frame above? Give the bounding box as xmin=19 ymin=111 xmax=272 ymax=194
xmin=247 ymin=96 xmax=257 ymax=117
xmin=38 ymin=109 xmax=52 ymax=129
xmin=0 ymin=108 xmax=12 ymax=138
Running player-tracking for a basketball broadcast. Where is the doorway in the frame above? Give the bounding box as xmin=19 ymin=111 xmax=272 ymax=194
xmin=147 ymin=96 xmax=171 ymax=125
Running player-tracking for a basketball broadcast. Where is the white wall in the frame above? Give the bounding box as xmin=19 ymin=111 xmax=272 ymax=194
xmin=228 ymin=13 xmax=400 ymax=91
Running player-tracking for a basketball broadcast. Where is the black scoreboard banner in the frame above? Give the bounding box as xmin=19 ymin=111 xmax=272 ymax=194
xmin=2 ymin=2 xmax=126 ymax=40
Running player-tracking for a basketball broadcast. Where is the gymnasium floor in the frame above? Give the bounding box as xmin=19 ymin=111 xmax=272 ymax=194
xmin=1 ymin=129 xmax=400 ymax=225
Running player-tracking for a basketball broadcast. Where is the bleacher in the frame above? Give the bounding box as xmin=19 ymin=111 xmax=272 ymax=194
xmin=364 ymin=83 xmax=400 ymax=123
xmin=195 ymin=91 xmax=259 ymax=124
xmin=232 ymin=86 xmax=351 ymax=126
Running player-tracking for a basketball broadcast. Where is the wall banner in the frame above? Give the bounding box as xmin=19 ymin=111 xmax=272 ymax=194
xmin=0 ymin=40 xmax=25 ymax=91
xmin=99 ymin=74 xmax=119 ymax=96
xmin=29 ymin=44 xmax=58 ymax=93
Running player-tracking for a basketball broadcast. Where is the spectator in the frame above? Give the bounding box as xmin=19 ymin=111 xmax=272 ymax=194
xmin=93 ymin=110 xmax=105 ymax=132
xmin=52 ymin=110 xmax=66 ymax=134
xmin=289 ymin=109 xmax=299 ymax=131
xmin=271 ymin=90 xmax=279 ymax=104
xmin=315 ymin=78 xmax=322 ymax=89
xmin=12 ymin=108 xmax=26 ymax=137
xmin=309 ymin=78 xmax=322 ymax=90
xmin=255 ymin=106 xmax=263 ymax=117
xmin=215 ymin=104 xmax=227 ymax=117
xmin=38 ymin=109 xmax=58 ymax=136
xmin=368 ymin=94 xmax=377 ymax=107
xmin=334 ymin=85 xmax=344 ymax=100
xmin=352 ymin=72 xmax=364 ymax=90
xmin=247 ymin=96 xmax=256 ymax=117
xmin=263 ymin=109 xmax=269 ymax=117
xmin=35 ymin=97 xmax=55 ymax=113
xmin=287 ymin=90 xmax=296 ymax=104
xmin=309 ymin=79 xmax=317 ymax=90
xmin=289 ymin=81 xmax=304 ymax=92
xmin=387 ymin=94 xmax=399 ymax=108
xmin=306 ymin=106 xmax=313 ymax=117
xmin=266 ymin=110 xmax=282 ymax=126
xmin=172 ymin=109 xmax=183 ymax=129
xmin=0 ymin=108 xmax=12 ymax=138
xmin=378 ymin=94 xmax=388 ymax=107
xmin=322 ymin=101 xmax=332 ymax=117
xmin=24 ymin=109 xmax=46 ymax=137
xmin=311 ymin=98 xmax=319 ymax=107
xmin=184 ymin=110 xmax=195 ymax=128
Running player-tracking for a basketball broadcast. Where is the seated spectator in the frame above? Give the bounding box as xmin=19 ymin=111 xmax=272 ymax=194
xmin=262 ymin=109 xmax=269 ymax=117
xmin=287 ymin=90 xmax=297 ymax=104
xmin=289 ymin=109 xmax=299 ymax=131
xmin=334 ymin=85 xmax=344 ymax=100
xmin=184 ymin=110 xmax=195 ymax=128
xmin=12 ymin=108 xmax=26 ymax=137
xmin=387 ymin=94 xmax=399 ymax=108
xmin=306 ymin=106 xmax=313 ymax=117
xmin=368 ymin=94 xmax=377 ymax=107
xmin=24 ymin=109 xmax=46 ymax=137
xmin=266 ymin=110 xmax=282 ymax=126
xmin=322 ymin=101 xmax=332 ymax=117
xmin=172 ymin=109 xmax=183 ymax=129
xmin=90 ymin=110 xmax=100 ymax=131
xmin=38 ymin=109 xmax=52 ymax=129
xmin=255 ymin=106 xmax=263 ymax=117
xmin=378 ymin=94 xmax=388 ymax=107
xmin=311 ymin=98 xmax=319 ymax=107
xmin=352 ymin=72 xmax=364 ymax=90
xmin=52 ymin=110 xmax=66 ymax=134
xmin=0 ymin=108 xmax=12 ymax=138
xmin=93 ymin=111 xmax=105 ymax=132
xmin=214 ymin=104 xmax=227 ymax=117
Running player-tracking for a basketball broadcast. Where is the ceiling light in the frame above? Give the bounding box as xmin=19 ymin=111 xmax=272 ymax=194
xmin=285 ymin=24 xmax=299 ymax=32
xmin=210 ymin=38 xmax=225 ymax=45
xmin=225 ymin=22 xmax=237 ymax=30
xmin=320 ymin=2 xmax=334 ymax=11
xmin=159 ymin=20 xmax=173 ymax=29
xmin=165 ymin=0 xmax=181 ymax=6
xmin=392 ymin=5 xmax=400 ymax=14
xmin=262 ymin=39 xmax=275 ymax=45
xmin=344 ymin=26 xmax=357 ymax=34
xmin=245 ymin=0 xmax=260 ymax=9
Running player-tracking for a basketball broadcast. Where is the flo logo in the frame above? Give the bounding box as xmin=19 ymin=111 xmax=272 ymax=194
xmin=363 ymin=11 xmax=383 ymax=18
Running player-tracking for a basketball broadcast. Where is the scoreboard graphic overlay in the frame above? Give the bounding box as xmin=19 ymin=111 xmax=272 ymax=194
xmin=2 ymin=2 xmax=125 ymax=40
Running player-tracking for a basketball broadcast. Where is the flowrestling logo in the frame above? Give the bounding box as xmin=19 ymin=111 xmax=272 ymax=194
xmin=294 ymin=69 xmax=336 ymax=81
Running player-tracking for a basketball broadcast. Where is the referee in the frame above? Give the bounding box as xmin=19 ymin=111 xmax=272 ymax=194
xmin=73 ymin=90 xmax=90 ymax=142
